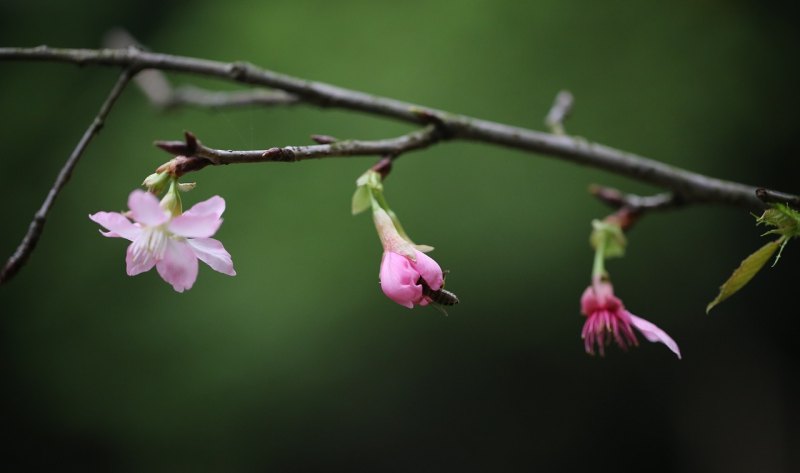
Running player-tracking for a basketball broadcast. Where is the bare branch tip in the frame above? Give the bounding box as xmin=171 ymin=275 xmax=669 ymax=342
xmin=183 ymin=131 xmax=198 ymax=149
xmin=371 ymin=156 xmax=394 ymax=179
xmin=154 ymin=139 xmax=188 ymax=155
xmin=755 ymin=188 xmax=800 ymax=207
xmin=545 ymin=89 xmax=574 ymax=135
xmin=589 ymin=184 xmax=624 ymax=207
xmin=310 ymin=134 xmax=338 ymax=144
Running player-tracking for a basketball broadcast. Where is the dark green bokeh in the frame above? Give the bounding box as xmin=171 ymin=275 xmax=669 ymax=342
xmin=1 ymin=1 xmax=798 ymax=471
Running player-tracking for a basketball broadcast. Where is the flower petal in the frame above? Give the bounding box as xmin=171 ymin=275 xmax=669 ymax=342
xmin=156 ymin=239 xmax=199 ymax=292
xmin=187 ymin=237 xmax=236 ymax=276
xmin=168 ymin=213 xmax=222 ymax=238
xmin=128 ymin=190 xmax=169 ymax=226
xmin=380 ymin=251 xmax=422 ymax=308
xmin=168 ymin=195 xmax=226 ymax=238
xmin=125 ymin=243 xmax=156 ymax=276
xmin=628 ymin=313 xmax=682 ymax=359
xmin=89 ymin=212 xmax=141 ymax=241
xmin=411 ymin=250 xmax=443 ymax=291
xmin=185 ymin=195 xmax=226 ymax=219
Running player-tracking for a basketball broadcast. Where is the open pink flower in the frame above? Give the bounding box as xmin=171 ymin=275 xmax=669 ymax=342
xmin=380 ymin=249 xmax=444 ymax=308
xmin=90 ymin=189 xmax=235 ymax=292
xmin=580 ymin=281 xmax=681 ymax=358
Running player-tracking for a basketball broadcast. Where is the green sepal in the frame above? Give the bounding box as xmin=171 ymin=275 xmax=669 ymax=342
xmin=351 ymin=185 xmax=371 ymax=215
xmin=590 ymin=220 xmax=627 ymax=259
xmin=353 ymin=170 xmax=383 ymax=215
xmin=706 ymin=238 xmax=783 ymax=313
xmin=142 ymin=171 xmax=171 ymax=195
xmin=178 ymin=182 xmax=196 ymax=192
xmin=356 ymin=169 xmax=382 ymax=191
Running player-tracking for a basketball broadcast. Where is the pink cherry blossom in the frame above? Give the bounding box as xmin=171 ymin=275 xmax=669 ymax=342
xmin=380 ymin=249 xmax=444 ymax=308
xmin=580 ymin=280 xmax=681 ymax=358
xmin=90 ymin=189 xmax=235 ymax=292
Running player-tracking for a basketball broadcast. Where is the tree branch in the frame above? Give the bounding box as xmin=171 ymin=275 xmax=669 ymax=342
xmin=1 ymin=46 xmax=790 ymax=211
xmin=153 ymin=126 xmax=443 ymax=176
xmin=0 ymin=69 xmax=133 ymax=284
xmin=1 ymin=46 xmax=797 ymax=210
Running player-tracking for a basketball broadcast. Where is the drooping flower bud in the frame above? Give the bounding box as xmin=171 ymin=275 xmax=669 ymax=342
xmin=142 ymin=171 xmax=171 ymax=194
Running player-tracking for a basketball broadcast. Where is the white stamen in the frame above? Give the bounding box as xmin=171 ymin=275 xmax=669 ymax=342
xmin=131 ymin=225 xmax=170 ymax=261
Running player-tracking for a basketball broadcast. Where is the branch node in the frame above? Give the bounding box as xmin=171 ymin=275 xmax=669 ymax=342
xmin=156 ymin=155 xmax=212 ymax=177
xmin=228 ymin=61 xmax=249 ymax=80
xmin=262 ymin=147 xmax=297 ymax=162
xmin=410 ymin=108 xmax=454 ymax=139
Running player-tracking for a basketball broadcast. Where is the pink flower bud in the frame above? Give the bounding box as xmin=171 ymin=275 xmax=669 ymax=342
xmin=580 ymin=281 xmax=681 ymax=358
xmin=380 ymin=250 xmax=443 ymax=308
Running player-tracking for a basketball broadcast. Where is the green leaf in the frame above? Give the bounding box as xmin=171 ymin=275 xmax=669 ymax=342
xmin=757 ymin=204 xmax=800 ymax=238
xmin=706 ymin=239 xmax=782 ymax=313
xmin=351 ymin=186 xmax=371 ymax=215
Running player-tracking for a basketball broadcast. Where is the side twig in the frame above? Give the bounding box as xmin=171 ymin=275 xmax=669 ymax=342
xmin=102 ymin=27 xmax=299 ymax=111
xmin=153 ymin=126 xmax=443 ymax=176
xmin=545 ymin=90 xmax=574 ymax=135
xmin=160 ymin=85 xmax=298 ymax=110
xmin=590 ymin=184 xmax=683 ymax=230
xmin=0 ymin=70 xmax=134 ymax=284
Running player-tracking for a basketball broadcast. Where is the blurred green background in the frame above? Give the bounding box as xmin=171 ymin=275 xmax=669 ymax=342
xmin=1 ymin=0 xmax=798 ymax=471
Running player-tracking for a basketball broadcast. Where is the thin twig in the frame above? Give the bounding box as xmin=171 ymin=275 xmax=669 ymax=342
xmin=589 ymin=184 xmax=683 ymax=230
xmin=103 ymin=28 xmax=299 ymax=111
xmin=0 ymin=70 xmax=134 ymax=284
xmin=590 ymin=184 xmax=681 ymax=212
xmin=153 ymin=126 xmax=443 ymax=176
xmin=545 ymin=90 xmax=574 ymax=135
xmin=755 ymin=188 xmax=800 ymax=207
xmin=0 ymin=46 xmax=789 ymax=211
xmin=132 ymin=65 xmax=298 ymax=110
xmin=163 ymin=85 xmax=298 ymax=110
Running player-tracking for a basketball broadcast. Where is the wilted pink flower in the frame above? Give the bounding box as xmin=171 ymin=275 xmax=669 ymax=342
xmin=90 ymin=189 xmax=235 ymax=292
xmin=580 ymin=281 xmax=680 ymax=358
xmin=380 ymin=249 xmax=444 ymax=308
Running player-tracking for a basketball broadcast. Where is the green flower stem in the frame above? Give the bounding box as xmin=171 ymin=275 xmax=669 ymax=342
xmin=592 ymin=232 xmax=607 ymax=281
